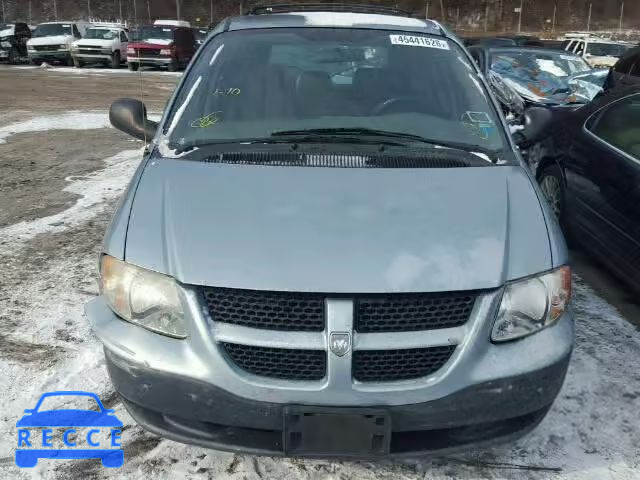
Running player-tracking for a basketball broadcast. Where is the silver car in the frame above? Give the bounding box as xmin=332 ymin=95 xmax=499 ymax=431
xmin=87 ymin=5 xmax=572 ymax=457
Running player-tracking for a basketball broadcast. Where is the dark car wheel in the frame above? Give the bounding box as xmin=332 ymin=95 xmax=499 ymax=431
xmin=111 ymin=51 xmax=121 ymax=69
xmin=8 ymin=47 xmax=19 ymax=64
xmin=167 ymin=59 xmax=179 ymax=72
xmin=538 ymin=164 xmax=574 ymax=243
xmin=128 ymin=62 xmax=139 ymax=71
xmin=73 ymin=57 xmax=84 ymax=68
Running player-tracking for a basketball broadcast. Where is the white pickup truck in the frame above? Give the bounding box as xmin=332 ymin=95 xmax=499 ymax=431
xmin=71 ymin=24 xmax=129 ymax=68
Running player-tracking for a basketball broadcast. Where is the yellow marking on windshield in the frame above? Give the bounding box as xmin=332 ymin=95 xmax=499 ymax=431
xmin=190 ymin=111 xmax=222 ymax=128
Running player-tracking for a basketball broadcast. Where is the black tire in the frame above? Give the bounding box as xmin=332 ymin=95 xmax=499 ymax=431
xmin=538 ymin=163 xmax=573 ymax=242
xmin=167 ymin=59 xmax=178 ymax=72
xmin=111 ymin=51 xmax=121 ymax=69
xmin=73 ymin=57 xmax=83 ymax=68
xmin=65 ymin=55 xmax=73 ymax=66
xmin=128 ymin=62 xmax=139 ymax=71
xmin=8 ymin=47 xmax=19 ymax=65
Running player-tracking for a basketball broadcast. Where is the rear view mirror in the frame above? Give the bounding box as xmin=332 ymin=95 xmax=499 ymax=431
xmin=109 ymin=98 xmax=158 ymax=142
xmin=512 ymin=107 xmax=552 ymax=146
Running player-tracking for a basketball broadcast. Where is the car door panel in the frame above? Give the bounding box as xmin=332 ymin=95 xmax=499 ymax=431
xmin=564 ymin=93 xmax=640 ymax=287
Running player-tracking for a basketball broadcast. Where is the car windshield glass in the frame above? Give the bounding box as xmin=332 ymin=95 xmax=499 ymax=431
xmin=33 ymin=23 xmax=71 ymax=37
xmin=490 ymin=50 xmax=602 ymax=104
xmin=133 ymin=26 xmax=174 ymax=42
xmin=164 ymin=28 xmax=506 ymax=156
xmin=37 ymin=395 xmax=101 ymax=412
xmin=491 ymin=50 xmax=591 ymax=78
xmin=85 ymin=28 xmax=118 ymax=40
xmin=587 ymin=42 xmax=627 ymax=57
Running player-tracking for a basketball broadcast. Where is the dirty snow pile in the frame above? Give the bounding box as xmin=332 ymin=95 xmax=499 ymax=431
xmin=0 ymin=114 xmax=639 ymax=480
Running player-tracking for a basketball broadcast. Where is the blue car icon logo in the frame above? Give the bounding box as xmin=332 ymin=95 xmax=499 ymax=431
xmin=16 ymin=391 xmax=123 ymax=468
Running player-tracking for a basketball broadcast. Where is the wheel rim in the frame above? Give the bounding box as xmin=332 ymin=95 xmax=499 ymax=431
xmin=540 ymin=175 xmax=562 ymax=218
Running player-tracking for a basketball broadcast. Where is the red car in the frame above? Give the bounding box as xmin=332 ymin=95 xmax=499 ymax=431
xmin=127 ymin=23 xmax=196 ymax=71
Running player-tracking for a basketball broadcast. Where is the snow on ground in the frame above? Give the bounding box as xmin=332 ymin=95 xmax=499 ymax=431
xmin=5 ymin=64 xmax=182 ymax=77
xmin=0 ymin=112 xmax=111 ymax=144
xmin=0 ymin=117 xmax=639 ymax=479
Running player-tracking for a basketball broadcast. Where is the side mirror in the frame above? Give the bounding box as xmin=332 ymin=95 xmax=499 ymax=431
xmin=109 ymin=98 xmax=158 ymax=142
xmin=512 ymin=107 xmax=552 ymax=146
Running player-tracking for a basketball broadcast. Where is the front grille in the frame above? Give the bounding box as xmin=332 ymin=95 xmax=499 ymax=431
xmin=222 ymin=343 xmax=326 ymax=381
xmin=202 ymin=287 xmax=325 ymax=332
xmin=353 ymin=346 xmax=456 ymax=382
xmin=355 ymin=292 xmax=476 ymax=333
xmin=139 ymin=48 xmax=161 ymax=57
xmin=34 ymin=45 xmax=59 ymax=51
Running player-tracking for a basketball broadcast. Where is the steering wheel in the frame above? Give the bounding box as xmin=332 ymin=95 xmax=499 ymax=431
xmin=371 ymin=96 xmax=434 ymax=116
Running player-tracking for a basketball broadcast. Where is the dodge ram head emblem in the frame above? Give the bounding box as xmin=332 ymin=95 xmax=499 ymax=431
xmin=329 ymin=332 xmax=351 ymax=357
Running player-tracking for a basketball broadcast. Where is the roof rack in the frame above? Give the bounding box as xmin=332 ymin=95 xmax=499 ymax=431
xmin=249 ymin=3 xmax=414 ymax=18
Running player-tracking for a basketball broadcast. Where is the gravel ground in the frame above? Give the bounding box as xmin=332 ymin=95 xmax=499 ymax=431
xmin=0 ymin=66 xmax=639 ymax=480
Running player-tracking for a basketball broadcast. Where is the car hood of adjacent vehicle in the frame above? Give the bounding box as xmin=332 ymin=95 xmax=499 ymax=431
xmin=28 ymin=35 xmax=72 ymax=46
xmin=121 ymin=159 xmax=552 ymax=293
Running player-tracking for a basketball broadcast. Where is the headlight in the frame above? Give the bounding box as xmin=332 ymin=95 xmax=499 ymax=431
xmin=160 ymin=48 xmax=172 ymax=56
xmin=71 ymin=44 xmax=79 ymax=50
xmin=59 ymin=44 xmax=69 ymax=50
xmin=100 ymin=255 xmax=187 ymax=338
xmin=492 ymin=266 xmax=571 ymax=342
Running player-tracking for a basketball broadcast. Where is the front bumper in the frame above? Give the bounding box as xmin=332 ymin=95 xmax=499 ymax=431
xmin=72 ymin=52 xmax=111 ymax=61
xmin=126 ymin=56 xmax=172 ymax=65
xmin=107 ymin=347 xmax=568 ymax=456
xmin=87 ymin=287 xmax=573 ymax=455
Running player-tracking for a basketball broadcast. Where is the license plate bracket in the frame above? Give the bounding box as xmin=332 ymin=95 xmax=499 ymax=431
xmin=283 ymin=407 xmax=390 ymax=457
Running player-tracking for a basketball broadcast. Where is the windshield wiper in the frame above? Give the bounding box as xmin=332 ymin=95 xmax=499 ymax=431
xmin=271 ymin=128 xmax=499 ymax=156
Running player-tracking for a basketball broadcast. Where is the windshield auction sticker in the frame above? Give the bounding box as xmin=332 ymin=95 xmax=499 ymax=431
xmin=389 ymin=35 xmax=450 ymax=50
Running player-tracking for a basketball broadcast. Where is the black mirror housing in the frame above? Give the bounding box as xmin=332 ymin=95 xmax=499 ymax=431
xmin=109 ymin=98 xmax=158 ymax=142
xmin=513 ymin=106 xmax=553 ymax=146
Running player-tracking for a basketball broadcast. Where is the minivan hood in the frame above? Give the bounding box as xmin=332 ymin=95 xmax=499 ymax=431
xmin=28 ymin=35 xmax=72 ymax=46
xmin=123 ymin=160 xmax=552 ymax=293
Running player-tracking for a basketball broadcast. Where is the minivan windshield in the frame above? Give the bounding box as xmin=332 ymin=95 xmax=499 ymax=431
xmin=33 ymin=23 xmax=71 ymax=37
xmin=164 ymin=28 xmax=507 ymax=155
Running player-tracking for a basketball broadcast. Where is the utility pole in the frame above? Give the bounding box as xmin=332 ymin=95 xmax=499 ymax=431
xmin=147 ymin=0 xmax=151 ymax=22
xmin=517 ymin=0 xmax=523 ymax=33
xmin=439 ymin=0 xmax=445 ymax=23
xmin=53 ymin=0 xmax=58 ymax=20
xmin=211 ymin=0 xmax=214 ymax=23
xmin=618 ymin=1 xmax=624 ymax=33
xmin=29 ymin=0 xmax=32 ymax=25
xmin=133 ymin=0 xmax=137 ymax=25
xmin=484 ymin=2 xmax=489 ymax=32
xmin=119 ymin=0 xmax=122 ymax=21
xmin=455 ymin=6 xmax=459 ymax=29
xmin=586 ymin=3 xmax=592 ymax=32
xmin=88 ymin=0 xmax=91 ymax=19
xmin=1 ymin=0 xmax=4 ymax=23
xmin=551 ymin=1 xmax=557 ymax=34
xmin=425 ymin=1 xmax=429 ymax=20
xmin=176 ymin=0 xmax=180 ymax=20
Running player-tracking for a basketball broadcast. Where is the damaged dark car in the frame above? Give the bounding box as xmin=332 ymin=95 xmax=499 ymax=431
xmin=0 ymin=22 xmax=31 ymax=64
xmin=468 ymin=46 xmax=608 ymax=122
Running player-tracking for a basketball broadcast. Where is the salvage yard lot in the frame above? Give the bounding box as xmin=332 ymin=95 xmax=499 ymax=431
xmin=0 ymin=65 xmax=639 ymax=479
